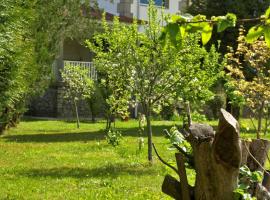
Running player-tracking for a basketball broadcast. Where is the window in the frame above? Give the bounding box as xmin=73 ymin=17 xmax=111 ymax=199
xmin=140 ymin=0 xmax=169 ymax=8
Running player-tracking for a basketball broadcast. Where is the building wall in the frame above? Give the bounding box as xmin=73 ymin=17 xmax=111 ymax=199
xmin=97 ymin=0 xmax=189 ymax=21
xmin=63 ymin=38 xmax=93 ymax=62
xmin=28 ymin=1 xmax=190 ymax=119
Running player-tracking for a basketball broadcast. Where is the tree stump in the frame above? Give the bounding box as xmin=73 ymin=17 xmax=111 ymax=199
xmin=161 ymin=109 xmax=270 ymax=200
xmin=190 ymin=109 xmax=241 ymax=200
xmin=247 ymin=139 xmax=270 ymax=172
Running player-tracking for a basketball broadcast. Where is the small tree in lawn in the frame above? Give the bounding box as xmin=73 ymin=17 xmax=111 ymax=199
xmin=226 ymin=27 xmax=270 ymax=138
xmin=87 ymin=2 xmax=222 ymax=162
xmin=61 ymin=65 xmax=94 ymax=128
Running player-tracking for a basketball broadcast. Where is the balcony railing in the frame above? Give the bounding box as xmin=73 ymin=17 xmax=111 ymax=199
xmin=63 ymin=60 xmax=97 ymax=80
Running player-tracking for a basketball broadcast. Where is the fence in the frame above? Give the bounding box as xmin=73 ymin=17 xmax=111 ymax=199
xmin=63 ymin=60 xmax=97 ymax=80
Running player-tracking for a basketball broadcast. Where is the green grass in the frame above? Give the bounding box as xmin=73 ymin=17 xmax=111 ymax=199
xmin=0 ymin=118 xmax=268 ymax=200
xmin=0 ymin=119 xmax=188 ymax=200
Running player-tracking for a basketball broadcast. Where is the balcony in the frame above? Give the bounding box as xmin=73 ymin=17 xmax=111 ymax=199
xmin=63 ymin=60 xmax=97 ymax=80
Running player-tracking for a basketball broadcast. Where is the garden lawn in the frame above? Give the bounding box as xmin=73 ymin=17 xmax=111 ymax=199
xmin=0 ymin=119 xmax=188 ymax=200
xmin=0 ymin=118 xmax=268 ymax=200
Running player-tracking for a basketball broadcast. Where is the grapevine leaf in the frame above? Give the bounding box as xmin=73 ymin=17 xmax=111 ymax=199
xmin=180 ymin=25 xmax=186 ymax=38
xmin=265 ymin=6 xmax=270 ymax=19
xmin=170 ymin=15 xmax=186 ymax=23
xmin=246 ymin=25 xmax=264 ymax=43
xmin=192 ymin=14 xmax=207 ymax=21
xmin=201 ymin=23 xmax=213 ymax=45
xmin=251 ymin=171 xmax=263 ymax=182
xmin=159 ymin=23 xmax=181 ymax=46
xmin=167 ymin=23 xmax=180 ymax=45
xmin=264 ymin=26 xmax=270 ymax=47
xmin=217 ymin=13 xmax=237 ymax=32
xmin=186 ymin=23 xmax=204 ymax=33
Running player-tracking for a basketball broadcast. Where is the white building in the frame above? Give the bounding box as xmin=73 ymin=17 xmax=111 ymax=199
xmin=97 ymin=0 xmax=189 ymax=21
xmin=28 ymin=0 xmax=191 ymax=118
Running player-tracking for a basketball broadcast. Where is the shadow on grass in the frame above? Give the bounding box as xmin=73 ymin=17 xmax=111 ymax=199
xmin=21 ymin=116 xmax=105 ymax=124
xmin=2 ymin=124 xmax=176 ymax=143
xmin=3 ymin=131 xmax=105 ymax=143
xmin=19 ymin=163 xmax=157 ymax=179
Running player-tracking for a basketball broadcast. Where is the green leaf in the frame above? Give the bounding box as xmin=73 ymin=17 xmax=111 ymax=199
xmin=246 ymin=26 xmax=264 ymax=43
xmin=234 ymin=188 xmax=245 ymax=196
xmin=238 ymin=183 xmax=249 ymax=190
xmin=192 ymin=14 xmax=207 ymax=21
xmin=167 ymin=23 xmax=180 ymax=45
xmin=159 ymin=23 xmax=181 ymax=45
xmin=216 ymin=13 xmax=237 ymax=32
xmin=180 ymin=26 xmax=186 ymax=38
xmin=201 ymin=24 xmax=213 ymax=45
xmin=265 ymin=6 xmax=270 ymax=19
xmin=251 ymin=171 xmax=263 ymax=182
xmin=170 ymin=15 xmax=186 ymax=23
xmin=264 ymin=26 xmax=270 ymax=47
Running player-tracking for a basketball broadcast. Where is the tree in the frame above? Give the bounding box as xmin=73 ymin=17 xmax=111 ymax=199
xmin=0 ymin=0 xmax=98 ymax=133
xmin=61 ymin=65 xmax=94 ymax=128
xmin=154 ymin=7 xmax=270 ymax=200
xmin=226 ymin=27 xmax=270 ymax=138
xmin=188 ymin=0 xmax=270 ymax=53
xmin=87 ymin=84 xmax=106 ymax=122
xmin=87 ymin=2 xmax=222 ymax=162
xmin=0 ymin=0 xmax=37 ymax=132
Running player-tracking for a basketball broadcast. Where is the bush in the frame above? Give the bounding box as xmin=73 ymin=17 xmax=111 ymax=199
xmin=106 ymin=130 xmax=122 ymax=147
xmin=191 ymin=111 xmax=207 ymax=122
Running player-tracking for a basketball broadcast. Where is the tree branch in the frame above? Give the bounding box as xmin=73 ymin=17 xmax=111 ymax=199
xmin=152 ymin=143 xmax=178 ymax=174
xmin=163 ymin=129 xmax=194 ymax=167
xmin=176 ymin=17 xmax=262 ymax=25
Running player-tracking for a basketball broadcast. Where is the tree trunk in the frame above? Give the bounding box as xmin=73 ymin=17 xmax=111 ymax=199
xmin=161 ymin=109 xmax=270 ymax=200
xmin=263 ymin=170 xmax=270 ymax=191
xmin=257 ymin=101 xmax=265 ymax=139
xmin=162 ymin=109 xmax=241 ymax=200
xmin=143 ymin=102 xmax=153 ymax=162
xmin=89 ymin=99 xmax=96 ymax=123
xmin=146 ymin=110 xmax=153 ymax=162
xmin=191 ymin=113 xmax=241 ymax=200
xmin=246 ymin=139 xmax=270 ymax=172
xmin=74 ymin=99 xmax=80 ymax=129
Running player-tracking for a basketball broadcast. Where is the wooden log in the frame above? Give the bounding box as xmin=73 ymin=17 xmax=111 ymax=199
xmin=247 ymin=139 xmax=270 ymax=172
xmin=162 ymin=174 xmax=194 ymax=200
xmin=191 ymin=109 xmax=241 ymax=200
xmin=161 ymin=109 xmax=270 ymax=200
xmin=240 ymin=140 xmax=251 ymax=166
xmin=162 ymin=174 xmax=182 ymax=200
xmin=175 ymin=153 xmax=190 ymax=200
xmin=263 ymin=170 xmax=270 ymax=191
xmin=213 ymin=108 xmax=241 ymax=169
xmin=256 ymin=183 xmax=270 ymax=200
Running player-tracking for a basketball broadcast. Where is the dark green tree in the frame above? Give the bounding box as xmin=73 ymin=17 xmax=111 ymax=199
xmin=0 ymin=0 xmax=97 ymax=133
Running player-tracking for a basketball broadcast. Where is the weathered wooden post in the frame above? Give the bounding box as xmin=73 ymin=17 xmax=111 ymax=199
xmin=160 ymin=109 xmax=270 ymax=200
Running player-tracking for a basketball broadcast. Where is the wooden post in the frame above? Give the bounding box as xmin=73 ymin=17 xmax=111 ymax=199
xmin=160 ymin=109 xmax=270 ymax=200
xmin=162 ymin=175 xmax=182 ymax=200
xmin=175 ymin=153 xmax=191 ymax=200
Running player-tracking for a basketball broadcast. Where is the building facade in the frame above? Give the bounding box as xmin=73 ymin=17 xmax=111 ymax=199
xmin=97 ymin=0 xmax=189 ymax=20
xmin=27 ymin=0 xmax=190 ymax=119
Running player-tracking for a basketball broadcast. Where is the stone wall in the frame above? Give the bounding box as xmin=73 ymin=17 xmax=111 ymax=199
xmin=56 ymin=85 xmax=92 ymax=119
xmin=27 ymin=84 xmax=94 ymax=119
xmin=27 ymin=86 xmax=58 ymax=118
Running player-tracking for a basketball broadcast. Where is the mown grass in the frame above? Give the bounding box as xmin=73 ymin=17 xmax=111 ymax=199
xmin=0 ymin=118 xmax=268 ymax=200
xmin=0 ymin=119 xmax=188 ymax=200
